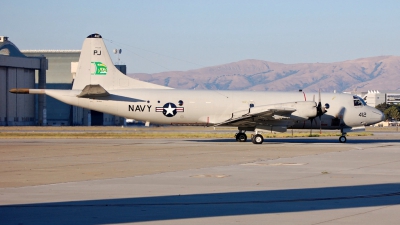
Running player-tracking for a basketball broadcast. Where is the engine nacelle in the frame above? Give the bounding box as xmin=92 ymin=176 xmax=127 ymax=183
xmin=287 ymin=101 xmax=317 ymax=120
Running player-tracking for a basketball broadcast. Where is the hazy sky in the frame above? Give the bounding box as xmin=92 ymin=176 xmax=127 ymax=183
xmin=3 ymin=0 xmax=400 ymax=73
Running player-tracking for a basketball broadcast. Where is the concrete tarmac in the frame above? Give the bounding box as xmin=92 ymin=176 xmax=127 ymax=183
xmin=1 ymin=133 xmax=400 ymax=224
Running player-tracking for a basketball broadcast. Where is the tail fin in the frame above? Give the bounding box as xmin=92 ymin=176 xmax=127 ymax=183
xmin=72 ymin=33 xmax=171 ymax=90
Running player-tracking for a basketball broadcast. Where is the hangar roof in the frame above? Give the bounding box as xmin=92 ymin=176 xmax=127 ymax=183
xmin=0 ymin=36 xmax=26 ymax=57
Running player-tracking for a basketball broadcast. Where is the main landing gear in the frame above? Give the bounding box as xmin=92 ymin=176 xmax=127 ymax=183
xmin=251 ymin=134 xmax=264 ymax=144
xmin=235 ymin=132 xmax=247 ymax=142
xmin=235 ymin=131 xmax=264 ymax=144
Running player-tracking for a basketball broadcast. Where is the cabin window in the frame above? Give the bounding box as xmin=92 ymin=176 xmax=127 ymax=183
xmin=250 ymin=103 xmax=255 ymax=108
xmin=178 ymin=100 xmax=184 ymax=106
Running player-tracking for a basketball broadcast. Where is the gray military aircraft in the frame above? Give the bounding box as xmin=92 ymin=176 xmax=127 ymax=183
xmin=10 ymin=33 xmax=385 ymax=144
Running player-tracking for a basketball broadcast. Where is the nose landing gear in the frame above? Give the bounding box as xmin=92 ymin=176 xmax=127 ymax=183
xmin=339 ymin=130 xmax=347 ymax=143
xmin=339 ymin=135 xmax=347 ymax=143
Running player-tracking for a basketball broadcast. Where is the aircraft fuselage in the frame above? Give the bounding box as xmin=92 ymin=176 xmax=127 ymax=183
xmin=45 ymin=89 xmax=384 ymax=130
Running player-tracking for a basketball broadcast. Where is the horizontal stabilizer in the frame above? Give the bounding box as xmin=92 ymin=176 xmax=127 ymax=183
xmin=77 ymin=84 xmax=109 ymax=98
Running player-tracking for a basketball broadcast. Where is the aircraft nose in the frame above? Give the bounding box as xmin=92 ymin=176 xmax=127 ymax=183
xmin=379 ymin=110 xmax=385 ymax=121
xmin=370 ymin=109 xmax=385 ymax=124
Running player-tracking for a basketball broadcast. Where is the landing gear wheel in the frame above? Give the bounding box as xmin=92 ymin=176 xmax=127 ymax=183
xmin=339 ymin=136 xmax=347 ymax=143
xmin=236 ymin=133 xmax=247 ymax=142
xmin=252 ymin=134 xmax=264 ymax=144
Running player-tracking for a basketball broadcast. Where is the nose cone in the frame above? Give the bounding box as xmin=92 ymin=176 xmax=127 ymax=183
xmin=370 ymin=109 xmax=385 ymax=124
xmin=379 ymin=110 xmax=385 ymax=121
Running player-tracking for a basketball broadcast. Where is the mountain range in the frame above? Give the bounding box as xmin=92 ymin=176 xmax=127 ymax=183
xmin=128 ymin=56 xmax=400 ymax=92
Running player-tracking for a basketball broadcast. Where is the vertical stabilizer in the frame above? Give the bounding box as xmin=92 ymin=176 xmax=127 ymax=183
xmin=72 ymin=33 xmax=171 ymax=90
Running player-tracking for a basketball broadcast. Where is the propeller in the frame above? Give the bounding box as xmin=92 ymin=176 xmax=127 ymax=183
xmin=309 ymin=94 xmax=316 ymax=136
xmin=310 ymin=89 xmax=329 ymax=135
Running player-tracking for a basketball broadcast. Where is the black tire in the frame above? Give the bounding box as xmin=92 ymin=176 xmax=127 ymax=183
xmin=252 ymin=134 xmax=264 ymax=144
xmin=339 ymin=136 xmax=347 ymax=143
xmin=236 ymin=133 xmax=247 ymax=142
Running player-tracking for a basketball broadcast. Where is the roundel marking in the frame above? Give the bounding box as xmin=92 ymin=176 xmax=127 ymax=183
xmin=163 ymin=103 xmax=177 ymax=117
xmin=155 ymin=102 xmax=184 ymax=117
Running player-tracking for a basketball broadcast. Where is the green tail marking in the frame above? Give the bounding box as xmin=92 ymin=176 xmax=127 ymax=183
xmin=91 ymin=62 xmax=107 ymax=75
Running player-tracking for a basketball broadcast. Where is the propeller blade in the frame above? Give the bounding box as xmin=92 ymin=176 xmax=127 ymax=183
xmin=319 ymin=88 xmax=321 ymax=105
xmin=319 ymin=115 xmax=322 ymax=134
xmin=316 ymin=88 xmax=327 ymax=117
xmin=310 ymin=89 xmax=327 ymax=135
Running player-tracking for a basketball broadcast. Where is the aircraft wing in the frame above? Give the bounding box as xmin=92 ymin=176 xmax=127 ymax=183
xmin=214 ymin=101 xmax=317 ymax=132
xmin=214 ymin=107 xmax=296 ymax=127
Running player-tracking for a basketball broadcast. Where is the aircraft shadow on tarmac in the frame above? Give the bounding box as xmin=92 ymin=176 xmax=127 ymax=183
xmin=188 ymin=138 xmax=400 ymax=144
xmin=1 ymin=183 xmax=400 ymax=224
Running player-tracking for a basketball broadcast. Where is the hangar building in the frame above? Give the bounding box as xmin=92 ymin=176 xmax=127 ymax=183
xmin=0 ymin=36 xmax=47 ymax=126
xmin=1 ymin=35 xmax=126 ymax=126
xmin=22 ymin=50 xmax=80 ymax=126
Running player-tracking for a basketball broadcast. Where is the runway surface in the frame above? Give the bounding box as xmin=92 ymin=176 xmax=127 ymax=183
xmin=1 ymin=133 xmax=400 ymax=224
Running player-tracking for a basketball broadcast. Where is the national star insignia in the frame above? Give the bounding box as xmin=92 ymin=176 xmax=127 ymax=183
xmin=155 ymin=102 xmax=184 ymax=117
xmin=164 ymin=104 xmax=175 ymax=116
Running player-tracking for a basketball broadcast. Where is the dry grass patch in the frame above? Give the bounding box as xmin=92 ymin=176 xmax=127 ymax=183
xmin=0 ymin=131 xmax=372 ymax=139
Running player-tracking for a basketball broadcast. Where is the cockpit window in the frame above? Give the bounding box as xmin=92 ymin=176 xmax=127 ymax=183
xmin=353 ymin=96 xmax=366 ymax=106
xmin=360 ymin=98 xmax=367 ymax=106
